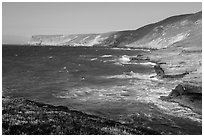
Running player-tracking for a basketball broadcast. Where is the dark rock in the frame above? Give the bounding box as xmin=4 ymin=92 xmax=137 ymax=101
xmin=154 ymin=65 xmax=165 ymax=77
xmin=182 ymin=83 xmax=202 ymax=94
xmin=161 ymin=83 xmax=202 ymax=114
xmin=168 ymin=84 xmax=185 ymax=98
xmin=163 ymin=71 xmax=189 ymax=79
xmin=153 ymin=64 xmax=190 ymax=79
xmin=130 ymin=55 xmax=150 ymax=61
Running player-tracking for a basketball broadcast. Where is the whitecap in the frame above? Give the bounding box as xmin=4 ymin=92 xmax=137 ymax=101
xmin=54 ymin=84 xmax=201 ymax=123
xmin=101 ymin=55 xmax=113 ymax=58
xmin=139 ymin=62 xmax=157 ymax=66
xmin=118 ymin=62 xmax=156 ymax=66
xmin=90 ymin=58 xmax=98 ymax=61
xmin=105 ymin=71 xmax=158 ymax=81
xmin=112 ymin=47 xmax=151 ymax=51
xmin=118 ymin=55 xmax=131 ymax=63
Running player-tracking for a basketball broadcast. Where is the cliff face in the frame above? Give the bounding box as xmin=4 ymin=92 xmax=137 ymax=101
xmin=29 ymin=32 xmax=114 ymax=46
xmin=29 ymin=12 xmax=200 ymax=48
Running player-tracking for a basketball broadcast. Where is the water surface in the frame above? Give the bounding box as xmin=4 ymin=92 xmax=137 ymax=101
xmin=2 ymin=45 xmax=202 ymax=134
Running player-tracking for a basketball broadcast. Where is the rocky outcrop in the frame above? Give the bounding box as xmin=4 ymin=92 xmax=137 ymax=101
xmin=160 ymin=84 xmax=202 ymax=114
xmin=154 ymin=65 xmax=165 ymax=77
xmin=154 ymin=65 xmax=190 ymax=79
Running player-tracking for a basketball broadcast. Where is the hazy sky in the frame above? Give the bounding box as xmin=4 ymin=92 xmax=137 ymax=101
xmin=2 ymin=2 xmax=202 ymax=44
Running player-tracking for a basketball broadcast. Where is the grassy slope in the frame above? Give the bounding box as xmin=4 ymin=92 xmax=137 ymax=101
xmin=2 ymin=97 xmax=160 ymax=135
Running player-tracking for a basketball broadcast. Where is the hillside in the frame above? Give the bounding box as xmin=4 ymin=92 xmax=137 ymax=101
xmin=29 ymin=12 xmax=200 ymax=48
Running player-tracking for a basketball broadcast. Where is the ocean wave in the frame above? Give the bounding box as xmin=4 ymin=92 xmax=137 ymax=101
xmin=90 ymin=58 xmax=98 ymax=61
xmin=117 ymin=55 xmax=131 ymax=64
xmin=102 ymin=55 xmax=130 ymax=64
xmin=54 ymin=81 xmax=201 ymax=123
xmin=139 ymin=62 xmax=157 ymax=66
xmin=112 ymin=47 xmax=150 ymax=51
xmin=112 ymin=47 xmax=131 ymax=50
xmin=55 ymin=84 xmax=201 ymax=123
xmin=121 ymin=62 xmax=157 ymax=66
xmin=101 ymin=55 xmax=113 ymax=58
xmin=103 ymin=59 xmax=116 ymax=63
xmin=105 ymin=71 xmax=158 ymax=81
xmin=136 ymin=87 xmax=202 ymax=123
xmin=109 ymin=55 xmax=156 ymax=66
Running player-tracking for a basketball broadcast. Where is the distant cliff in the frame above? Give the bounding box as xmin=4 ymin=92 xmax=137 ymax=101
xmin=29 ymin=11 xmax=201 ymax=49
xmin=29 ymin=32 xmax=114 ymax=47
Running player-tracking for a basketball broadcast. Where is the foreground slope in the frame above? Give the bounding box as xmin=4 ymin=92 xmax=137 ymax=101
xmin=2 ymin=97 xmax=159 ymax=135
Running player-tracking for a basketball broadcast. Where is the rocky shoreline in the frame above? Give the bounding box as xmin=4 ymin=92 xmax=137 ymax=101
xmin=132 ymin=52 xmax=202 ymax=115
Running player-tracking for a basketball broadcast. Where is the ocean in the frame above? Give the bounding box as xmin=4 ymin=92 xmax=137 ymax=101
xmin=2 ymin=45 xmax=202 ymax=134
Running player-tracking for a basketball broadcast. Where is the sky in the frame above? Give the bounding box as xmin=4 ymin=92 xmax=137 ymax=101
xmin=2 ymin=2 xmax=202 ymax=44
